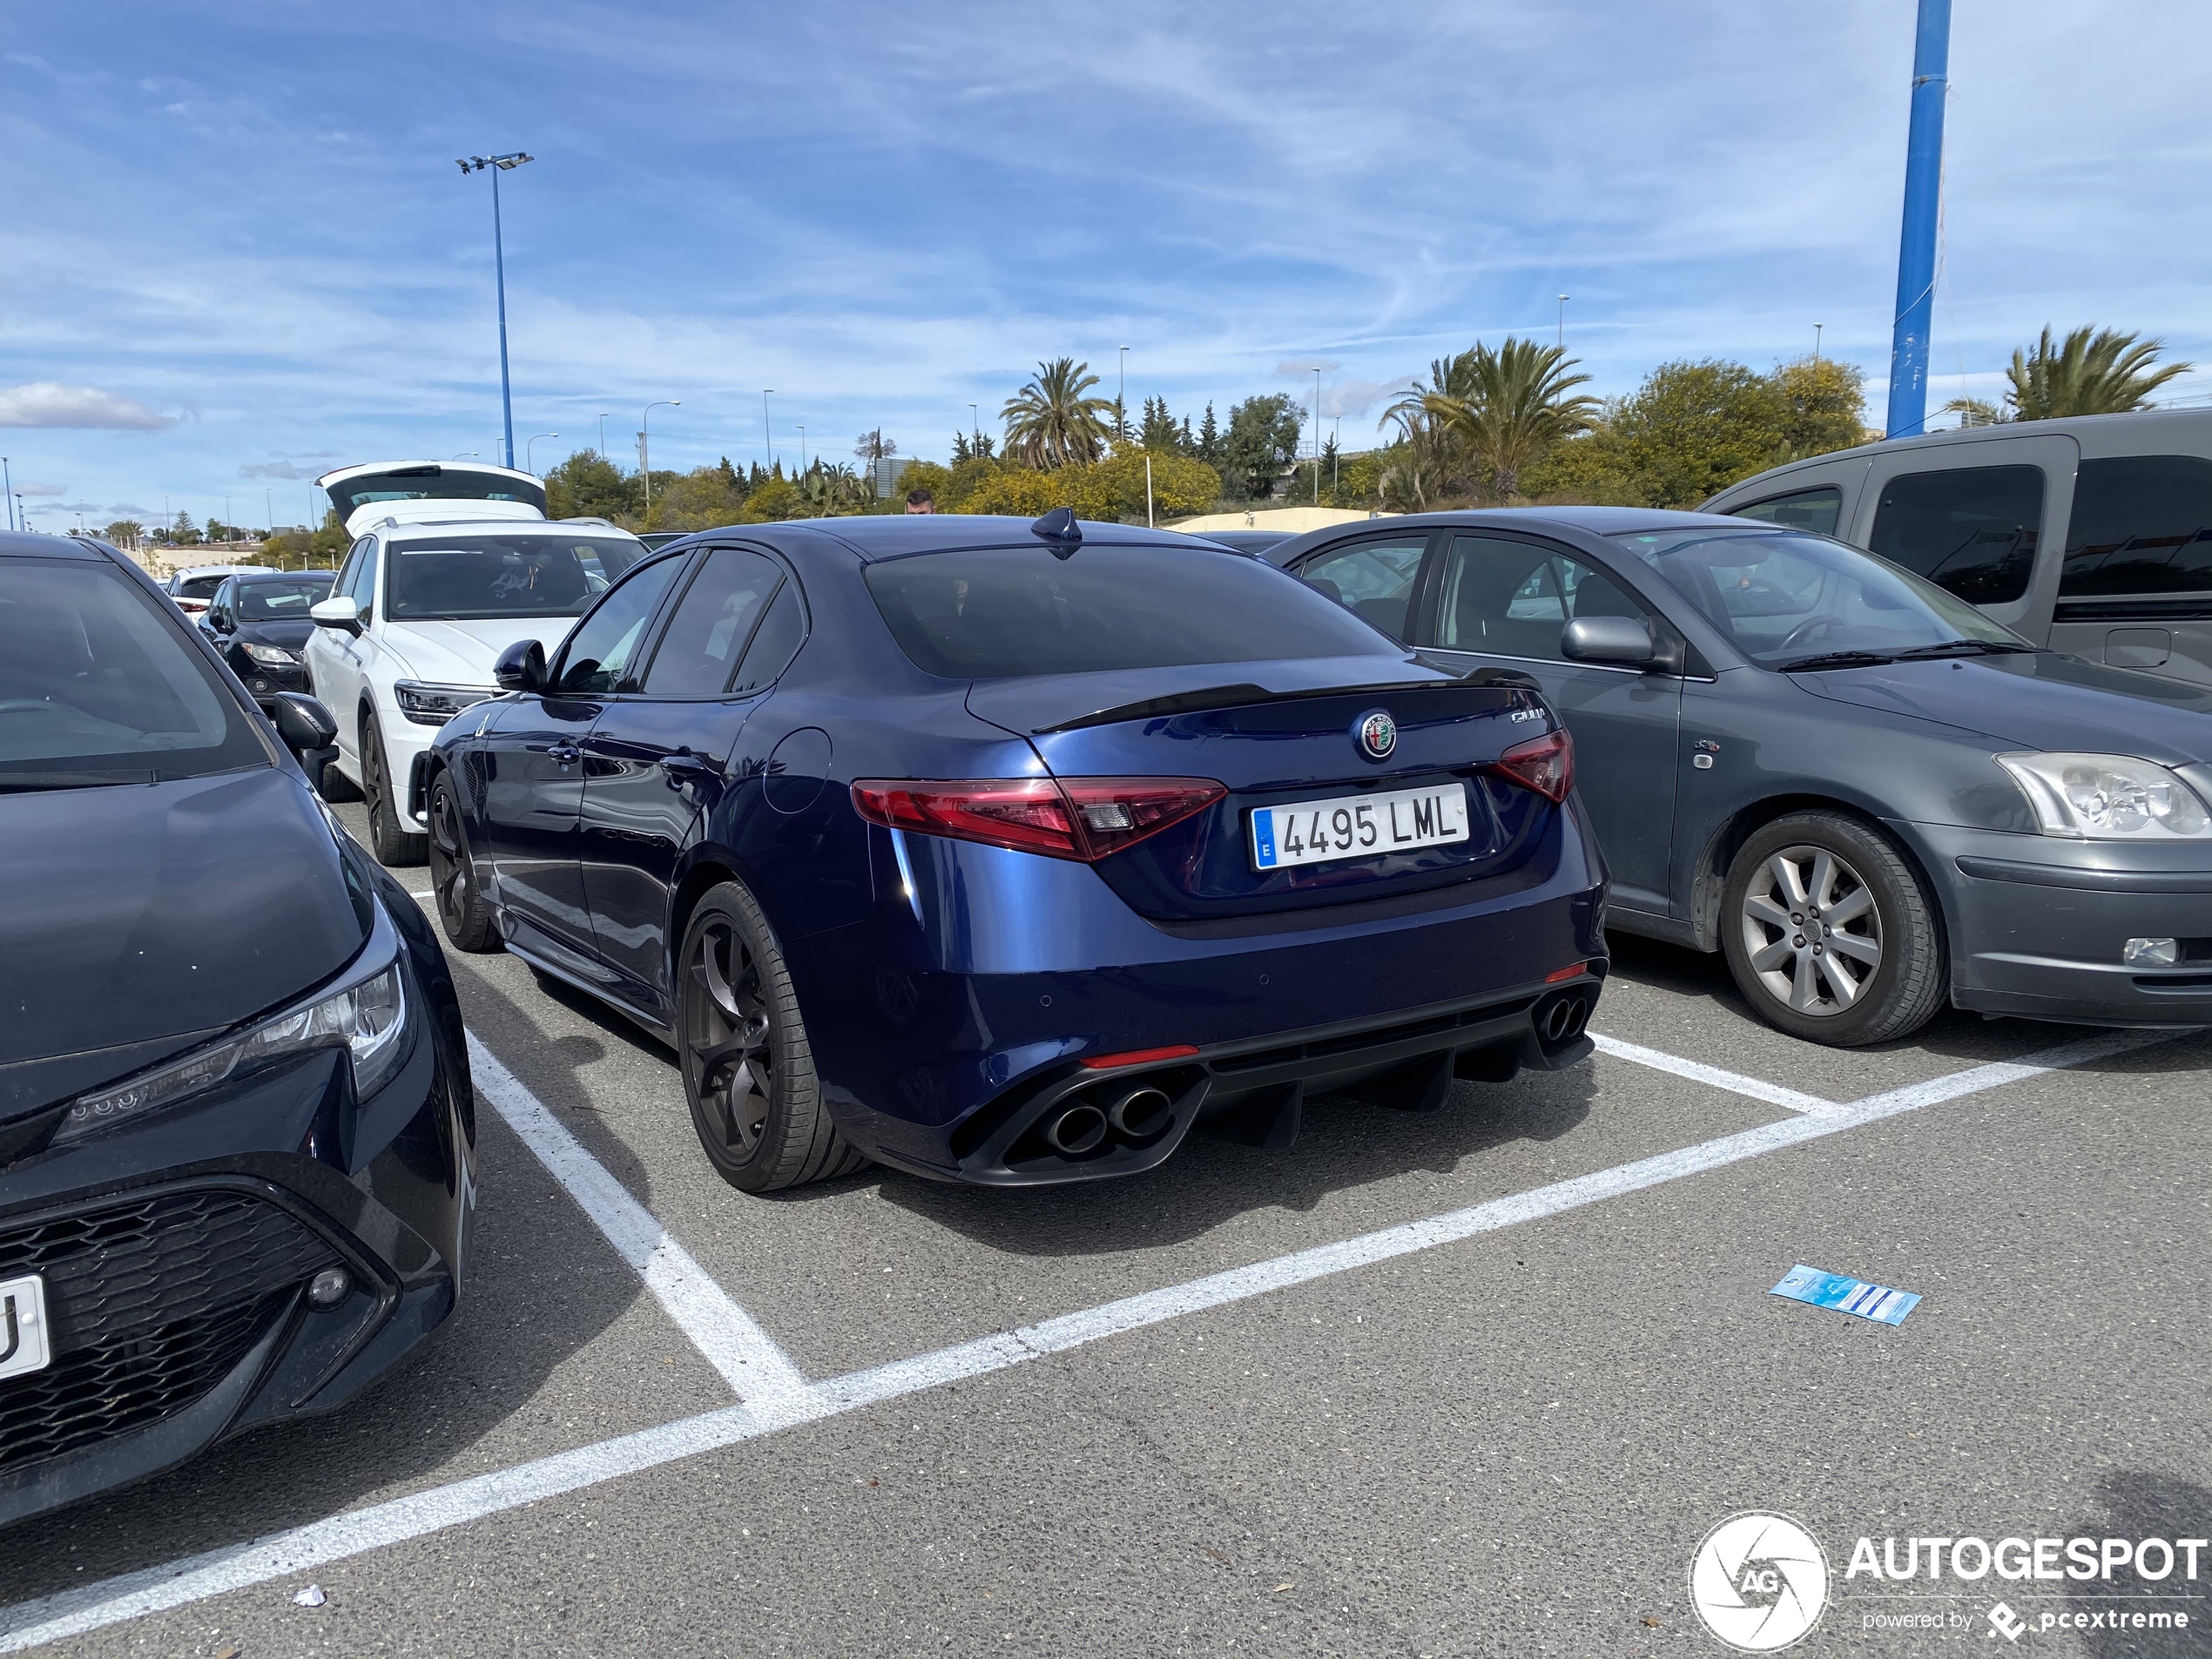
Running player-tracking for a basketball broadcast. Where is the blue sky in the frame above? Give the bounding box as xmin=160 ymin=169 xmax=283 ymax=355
xmin=3 ymin=0 xmax=2209 ymax=530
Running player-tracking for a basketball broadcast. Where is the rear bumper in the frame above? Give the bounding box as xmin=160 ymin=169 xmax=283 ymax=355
xmin=1910 ymin=823 xmax=2212 ymax=1025
xmin=0 ymin=974 xmax=473 ymax=1526
xmin=794 ymin=808 xmax=1608 ymax=1184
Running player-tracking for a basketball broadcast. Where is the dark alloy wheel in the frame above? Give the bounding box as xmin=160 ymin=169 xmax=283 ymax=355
xmin=678 ymin=880 xmax=865 ymax=1192
xmin=362 ymin=716 xmax=427 ymax=867
xmin=1720 ymin=811 xmax=1946 ymax=1047
xmin=427 ymin=772 xmax=500 ymax=953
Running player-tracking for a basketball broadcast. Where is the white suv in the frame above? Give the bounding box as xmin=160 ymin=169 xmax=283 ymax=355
xmin=304 ymin=461 xmax=650 ymax=863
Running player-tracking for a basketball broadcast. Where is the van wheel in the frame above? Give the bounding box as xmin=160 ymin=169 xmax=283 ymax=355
xmin=1720 ymin=812 xmax=1946 ymax=1047
xmin=362 ymin=718 xmax=427 ymax=867
xmin=427 ymin=772 xmax=501 ymax=953
xmin=677 ymin=880 xmax=866 ymax=1192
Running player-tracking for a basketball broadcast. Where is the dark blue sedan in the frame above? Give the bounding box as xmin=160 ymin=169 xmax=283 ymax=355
xmin=426 ymin=512 xmax=1607 ymax=1190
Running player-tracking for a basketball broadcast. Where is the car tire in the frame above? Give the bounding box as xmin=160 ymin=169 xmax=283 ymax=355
xmin=1720 ymin=811 xmax=1946 ymax=1047
xmin=677 ymin=880 xmax=867 ymax=1192
xmin=362 ymin=717 xmax=428 ymax=867
xmin=312 ymin=749 xmax=362 ymax=803
xmin=427 ymin=771 xmax=501 ymax=954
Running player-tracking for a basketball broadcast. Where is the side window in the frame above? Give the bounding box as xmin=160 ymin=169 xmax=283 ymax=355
xmin=347 ymin=538 xmax=381 ymax=615
xmin=207 ymin=581 xmax=233 ymax=628
xmin=2060 ymin=455 xmax=2212 ymax=597
xmin=1433 ymin=536 xmax=1650 ymax=661
xmin=643 ymin=549 xmax=782 ymax=695
xmin=1731 ymin=485 xmax=1842 ymax=536
xmin=1295 ymin=537 xmax=1427 ymax=641
xmin=729 ymin=580 xmax=806 ymax=694
xmin=1867 ymin=465 xmax=2043 ymax=605
xmin=550 ymin=556 xmax=683 ymax=697
xmin=331 ymin=542 xmax=366 ymax=606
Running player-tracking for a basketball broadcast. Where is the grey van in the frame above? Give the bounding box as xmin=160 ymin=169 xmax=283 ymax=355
xmin=1703 ymin=409 xmax=2212 ymax=688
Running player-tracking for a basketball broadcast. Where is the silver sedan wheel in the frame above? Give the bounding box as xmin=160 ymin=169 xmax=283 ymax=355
xmin=1737 ymin=843 xmax=1883 ymax=1017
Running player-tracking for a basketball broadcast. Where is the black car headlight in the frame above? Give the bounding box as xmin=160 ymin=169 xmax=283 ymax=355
xmin=243 ymin=642 xmax=303 ymax=667
xmin=56 ymin=907 xmax=413 ymax=1145
xmin=395 ymin=680 xmax=495 ymax=727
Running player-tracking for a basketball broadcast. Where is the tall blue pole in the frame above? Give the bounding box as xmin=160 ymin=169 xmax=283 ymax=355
xmin=1885 ymin=0 xmax=1952 ymax=441
xmin=491 ymin=163 xmax=516 ymax=470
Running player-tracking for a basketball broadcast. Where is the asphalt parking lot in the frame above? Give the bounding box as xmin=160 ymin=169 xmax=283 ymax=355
xmin=5 ymin=800 xmax=2209 ymax=1658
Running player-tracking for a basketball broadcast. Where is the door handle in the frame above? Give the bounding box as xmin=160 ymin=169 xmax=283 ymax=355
xmin=547 ymin=743 xmax=582 ymax=767
xmin=662 ymin=749 xmax=718 ymax=790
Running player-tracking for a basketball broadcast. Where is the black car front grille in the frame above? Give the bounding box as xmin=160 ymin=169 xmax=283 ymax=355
xmin=0 ymin=1189 xmax=338 ymax=1477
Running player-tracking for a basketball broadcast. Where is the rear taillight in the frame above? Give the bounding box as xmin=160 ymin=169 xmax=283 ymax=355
xmin=851 ymin=776 xmax=1226 ymax=863
xmin=1488 ymin=728 xmax=1574 ymax=803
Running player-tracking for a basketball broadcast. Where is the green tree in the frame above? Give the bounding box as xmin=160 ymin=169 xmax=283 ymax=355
xmin=544 ymin=449 xmax=642 ymax=523
xmin=171 ymin=511 xmax=201 ymax=546
xmin=1140 ymin=395 xmax=1182 ymax=453
xmin=1941 ymin=396 xmax=2004 ymax=428
xmin=1607 ymin=359 xmax=1791 ymax=507
xmin=103 ymin=519 xmax=144 ymax=546
xmin=1221 ymin=394 xmax=1303 ymax=499
xmin=896 ymin=459 xmax=952 ymax=508
xmin=1001 ymin=358 xmax=1117 ymax=469
xmin=1421 ymin=337 xmax=1597 ymax=500
xmin=2006 ymin=325 xmax=2190 ymax=421
xmin=1195 ymin=403 xmax=1221 ymax=465
xmin=1770 ymin=355 xmax=1869 ymax=457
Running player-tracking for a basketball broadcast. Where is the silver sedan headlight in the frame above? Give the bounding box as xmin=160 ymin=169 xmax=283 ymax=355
xmin=56 ymin=913 xmax=413 ymax=1144
xmin=395 ymin=679 xmax=496 ymax=727
xmin=1996 ymin=752 xmax=2212 ymax=840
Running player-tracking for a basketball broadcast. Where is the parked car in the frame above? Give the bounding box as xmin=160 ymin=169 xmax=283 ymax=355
xmin=198 ymin=569 xmax=334 ymax=711
xmin=162 ymin=564 xmax=264 ymax=620
xmin=0 ymin=528 xmax=473 ymax=1526
xmin=426 ymin=512 xmax=1606 ymax=1190
xmin=1185 ymin=529 xmax=1296 ymax=556
xmin=1268 ymin=507 xmax=2212 ymax=1044
xmin=303 ymin=465 xmax=650 ymax=866
xmin=637 ymin=532 xmax=690 ymax=551
xmin=1703 ymin=408 xmax=2212 ymax=690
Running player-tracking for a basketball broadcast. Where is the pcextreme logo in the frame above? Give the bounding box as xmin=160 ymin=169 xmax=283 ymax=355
xmin=1689 ymin=1512 xmax=1831 ymax=1651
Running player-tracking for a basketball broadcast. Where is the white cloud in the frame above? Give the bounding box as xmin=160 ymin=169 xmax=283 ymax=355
xmin=17 ymin=481 xmax=64 ymax=497
xmin=239 ymin=460 xmax=322 ymax=480
xmin=1322 ymin=378 xmax=1409 ymax=421
xmin=0 ymin=383 xmax=175 ymax=430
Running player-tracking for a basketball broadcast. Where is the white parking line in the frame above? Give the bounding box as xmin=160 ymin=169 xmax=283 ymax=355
xmin=0 ymin=1025 xmax=2181 ymax=1653
xmin=1589 ymin=1032 xmax=1832 ymax=1115
xmin=465 ymin=1034 xmax=811 ymax=1406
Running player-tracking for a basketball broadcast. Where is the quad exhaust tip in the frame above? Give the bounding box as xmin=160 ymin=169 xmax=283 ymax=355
xmin=1538 ymin=993 xmax=1589 ymax=1045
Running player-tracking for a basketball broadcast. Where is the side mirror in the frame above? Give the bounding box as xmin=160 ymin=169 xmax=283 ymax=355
xmin=1561 ymin=616 xmax=1662 ymax=670
xmin=310 ymin=597 xmax=361 ymax=636
xmin=494 ymin=638 xmax=547 ymax=693
xmin=271 ymin=692 xmax=339 ymax=754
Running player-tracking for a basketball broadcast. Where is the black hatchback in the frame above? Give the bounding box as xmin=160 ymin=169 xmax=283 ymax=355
xmin=1272 ymin=508 xmax=2212 ymax=1045
xmin=0 ymin=531 xmax=473 ymax=1525
xmin=196 ymin=568 xmax=334 ymax=711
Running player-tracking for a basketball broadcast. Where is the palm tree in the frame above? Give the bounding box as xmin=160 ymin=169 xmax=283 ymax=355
xmin=1377 ymin=350 xmax=1483 ymax=508
xmin=1421 ymin=337 xmax=1598 ymax=499
xmin=1001 ymin=359 xmax=1117 ymax=469
xmin=2006 ymin=327 xmax=2190 ymax=421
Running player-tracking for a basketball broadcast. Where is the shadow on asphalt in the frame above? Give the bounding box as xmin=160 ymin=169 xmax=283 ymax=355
xmin=849 ymin=1062 xmax=1599 ymax=1257
xmin=2065 ymin=1469 xmax=2209 ymax=1656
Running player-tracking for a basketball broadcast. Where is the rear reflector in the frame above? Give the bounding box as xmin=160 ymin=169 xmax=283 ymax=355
xmin=1544 ymin=962 xmax=1588 ymax=983
xmin=851 ymin=776 xmax=1226 ymax=863
xmin=1080 ymin=1043 xmax=1201 ymax=1070
xmin=1488 ymin=728 xmax=1574 ymax=803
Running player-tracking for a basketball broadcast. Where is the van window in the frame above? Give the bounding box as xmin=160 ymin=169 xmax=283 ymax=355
xmin=1868 ymin=465 xmax=2043 ymax=605
xmin=2060 ymin=455 xmax=2212 ymax=597
xmin=1730 ymin=486 xmax=1842 ymax=537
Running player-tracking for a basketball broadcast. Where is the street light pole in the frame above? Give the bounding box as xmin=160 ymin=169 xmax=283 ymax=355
xmin=1118 ymin=346 xmax=1130 ymax=442
xmin=1885 ymin=0 xmax=1952 ymax=440
xmin=798 ymin=426 xmax=807 ymax=474
xmin=641 ymin=401 xmax=679 ymax=523
xmin=968 ymin=403 xmax=979 ymax=448
xmin=455 ymin=152 xmax=536 ymax=469
xmin=527 ymin=433 xmax=559 ymax=475
xmin=762 ymin=391 xmax=775 ymax=472
xmin=1814 ymin=323 xmax=1824 ymax=363
xmin=1 ymin=457 xmax=12 ymax=532
xmin=1312 ymin=368 xmax=1323 ymax=504
xmin=1558 ymin=294 xmax=1568 ymax=351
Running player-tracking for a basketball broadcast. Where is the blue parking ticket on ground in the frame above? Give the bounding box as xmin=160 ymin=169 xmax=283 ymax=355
xmin=1770 ymin=1264 xmax=1920 ymax=1326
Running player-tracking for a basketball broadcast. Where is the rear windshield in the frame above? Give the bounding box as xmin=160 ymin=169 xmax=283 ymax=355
xmin=176 ymin=575 xmax=229 ymax=599
xmin=327 ymin=465 xmax=546 ymax=521
xmin=0 ymin=560 xmax=267 ymax=788
xmin=385 ymin=534 xmax=650 ymax=622
xmin=865 ymin=543 xmax=1399 ymax=679
xmin=236 ymin=576 xmax=334 ymax=618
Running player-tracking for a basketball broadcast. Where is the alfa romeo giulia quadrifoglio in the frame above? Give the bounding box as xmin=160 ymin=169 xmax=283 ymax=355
xmin=0 ymin=529 xmax=474 ymax=1526
xmin=425 ymin=511 xmax=1607 ymax=1190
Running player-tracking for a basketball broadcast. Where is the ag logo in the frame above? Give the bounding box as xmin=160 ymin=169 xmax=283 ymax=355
xmin=1354 ymin=709 xmax=1396 ymax=760
xmin=1689 ymin=1512 xmax=1830 ymax=1651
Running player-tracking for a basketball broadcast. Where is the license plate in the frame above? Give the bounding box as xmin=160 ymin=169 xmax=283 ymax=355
xmin=0 ymin=1274 xmax=51 ymax=1383
xmin=1251 ymin=782 xmax=1470 ymax=870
